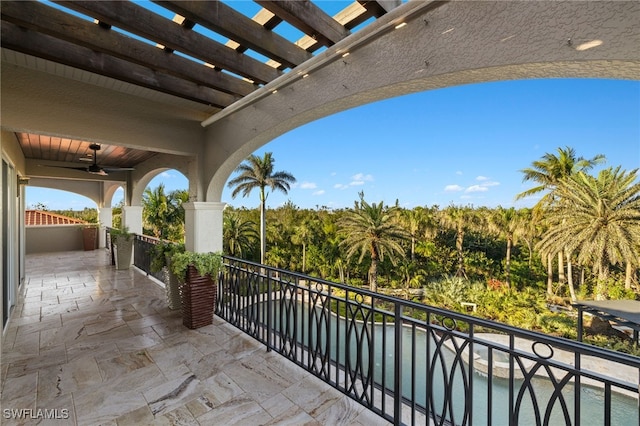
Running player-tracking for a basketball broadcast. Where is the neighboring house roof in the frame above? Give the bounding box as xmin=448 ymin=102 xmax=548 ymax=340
xmin=25 ymin=210 xmax=89 ymax=226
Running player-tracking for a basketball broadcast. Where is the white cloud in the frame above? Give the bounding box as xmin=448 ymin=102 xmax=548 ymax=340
xmin=481 ymin=180 xmax=500 ymax=187
xmin=444 ymin=184 xmax=464 ymax=192
xmin=476 ymin=175 xmax=489 ymax=181
xmin=299 ymin=181 xmax=317 ymax=189
xmin=456 ymin=171 xmax=463 ymax=175
xmin=465 ymin=185 xmax=489 ymax=193
xmin=352 ymin=173 xmax=373 ymax=182
xmin=333 ymin=173 xmax=374 ymax=190
xmin=160 ymin=171 xmax=174 ymax=178
xmin=312 ymin=190 xmax=325 ymax=196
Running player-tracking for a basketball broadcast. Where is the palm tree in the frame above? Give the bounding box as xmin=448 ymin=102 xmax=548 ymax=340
xmin=338 ymin=193 xmax=408 ymax=292
xmin=537 ymin=167 xmax=640 ymax=300
xmin=487 ymin=206 xmax=524 ymax=287
xmin=291 ymin=218 xmax=316 ymax=273
xmin=516 ymin=146 xmax=606 ymax=205
xmin=438 ymin=205 xmax=478 ymax=278
xmin=142 ymin=183 xmax=187 ymax=241
xmin=517 ymin=146 xmax=606 ymax=294
xmin=223 ymin=212 xmax=258 ymax=258
xmin=142 ymin=184 xmax=170 ymax=238
xmin=227 ymin=152 xmax=296 ymax=264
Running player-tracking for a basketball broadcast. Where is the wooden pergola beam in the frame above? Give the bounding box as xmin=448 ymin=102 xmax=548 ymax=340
xmin=256 ymin=1 xmax=350 ymax=47
xmin=1 ymin=1 xmax=255 ymax=97
xmin=155 ymin=1 xmax=312 ymax=69
xmin=1 ymin=22 xmax=232 ymax=108
xmin=54 ymin=0 xmax=282 ymax=84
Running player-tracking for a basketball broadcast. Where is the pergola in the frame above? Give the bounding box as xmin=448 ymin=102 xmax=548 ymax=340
xmin=574 ymin=300 xmax=640 ymax=345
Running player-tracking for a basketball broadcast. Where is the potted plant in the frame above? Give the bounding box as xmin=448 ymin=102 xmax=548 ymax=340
xmin=110 ymin=225 xmax=134 ymax=270
xmin=171 ymin=251 xmax=223 ymax=329
xmin=81 ymin=223 xmax=98 ymax=251
xmin=151 ymin=241 xmax=185 ymax=310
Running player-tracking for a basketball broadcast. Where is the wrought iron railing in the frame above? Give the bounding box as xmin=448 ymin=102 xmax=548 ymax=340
xmin=132 ymin=234 xmax=164 ymax=282
xmin=217 ymin=256 xmax=640 ymax=426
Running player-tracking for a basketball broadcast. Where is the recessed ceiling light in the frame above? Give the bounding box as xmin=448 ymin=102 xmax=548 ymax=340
xmin=441 ymin=28 xmax=455 ymax=35
xmin=575 ymin=39 xmax=603 ymax=51
xmin=342 ymin=52 xmax=350 ymax=58
xmin=302 ymin=73 xmax=309 ymax=78
xmin=395 ymin=22 xmax=407 ymax=30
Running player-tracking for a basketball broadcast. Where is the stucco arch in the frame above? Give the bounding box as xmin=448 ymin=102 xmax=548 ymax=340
xmin=204 ymin=0 xmax=640 ymax=201
xmin=26 ymin=177 xmax=124 ymax=209
xmin=128 ymin=153 xmax=197 ymax=206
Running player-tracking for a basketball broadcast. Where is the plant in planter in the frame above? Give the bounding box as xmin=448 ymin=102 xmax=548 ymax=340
xmin=171 ymin=251 xmax=223 ymax=329
xmin=151 ymin=241 xmax=185 ymax=310
xmin=110 ymin=225 xmax=134 ymax=270
xmin=81 ymin=223 xmax=99 ymax=251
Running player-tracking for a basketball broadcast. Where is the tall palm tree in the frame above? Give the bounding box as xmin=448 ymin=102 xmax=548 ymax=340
xmin=338 ymin=193 xmax=408 ymax=292
xmin=487 ymin=206 xmax=524 ymax=287
xmin=516 ymin=146 xmax=606 ymax=205
xmin=291 ymin=218 xmax=316 ymax=273
xmin=223 ymin=212 xmax=258 ymax=258
xmin=227 ymin=152 xmax=296 ymax=264
xmin=517 ymin=146 xmax=606 ymax=294
xmin=438 ymin=205 xmax=478 ymax=278
xmin=537 ymin=167 xmax=640 ymax=300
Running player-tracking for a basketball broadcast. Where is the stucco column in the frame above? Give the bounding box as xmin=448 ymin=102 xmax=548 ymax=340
xmin=97 ymin=207 xmax=113 ymax=248
xmin=122 ymin=206 xmax=143 ymax=235
xmin=183 ymin=202 xmax=225 ymax=253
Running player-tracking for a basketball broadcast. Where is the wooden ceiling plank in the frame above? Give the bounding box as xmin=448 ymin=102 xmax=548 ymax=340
xmin=256 ymin=1 xmax=350 ymax=47
xmin=1 ymin=22 xmax=235 ymax=108
xmin=51 ymin=137 xmax=62 ymax=162
xmin=54 ymin=1 xmax=281 ymax=84
xmin=155 ymin=1 xmax=312 ymax=69
xmin=60 ymin=138 xmax=73 ymax=163
xmin=18 ymin=134 xmax=33 ymax=158
xmin=1 ymin=1 xmax=254 ymax=97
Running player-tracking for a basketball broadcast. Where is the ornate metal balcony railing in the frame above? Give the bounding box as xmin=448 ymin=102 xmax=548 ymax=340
xmin=132 ymin=233 xmax=164 ymax=283
xmin=216 ymin=256 xmax=640 ymax=426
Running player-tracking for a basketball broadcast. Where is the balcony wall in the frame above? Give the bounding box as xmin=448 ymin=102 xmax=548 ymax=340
xmin=25 ymin=225 xmax=90 ymax=254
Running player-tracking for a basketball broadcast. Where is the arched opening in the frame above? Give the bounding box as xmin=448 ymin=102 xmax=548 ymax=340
xmin=220 ymin=77 xmax=639 ymax=299
xmin=139 ymin=169 xmax=189 ymax=242
xmin=221 ymin=78 xmax=639 ymax=210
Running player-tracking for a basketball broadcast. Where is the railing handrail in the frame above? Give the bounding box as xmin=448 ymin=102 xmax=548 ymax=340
xmin=221 ymin=255 xmax=640 ymax=369
xmin=217 ymin=256 xmax=639 ymax=425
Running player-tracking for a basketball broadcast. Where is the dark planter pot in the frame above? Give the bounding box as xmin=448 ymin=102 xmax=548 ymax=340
xmin=82 ymin=226 xmax=98 ymax=251
xmin=181 ymin=265 xmax=217 ymax=329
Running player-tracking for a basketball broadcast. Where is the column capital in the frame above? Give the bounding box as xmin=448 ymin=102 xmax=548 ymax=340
xmin=183 ymin=201 xmax=226 ymax=212
xmin=184 ymin=202 xmax=225 ymax=253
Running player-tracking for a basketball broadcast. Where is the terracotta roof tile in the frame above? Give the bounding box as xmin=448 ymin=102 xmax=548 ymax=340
xmin=25 ymin=210 xmax=89 ymax=226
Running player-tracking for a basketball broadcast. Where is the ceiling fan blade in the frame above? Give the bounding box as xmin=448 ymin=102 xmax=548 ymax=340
xmin=102 ymin=167 xmax=136 ymax=173
xmin=41 ymin=165 xmax=89 ymax=172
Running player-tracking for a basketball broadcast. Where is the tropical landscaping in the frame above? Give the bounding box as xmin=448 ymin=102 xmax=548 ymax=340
xmin=37 ymin=147 xmax=640 ymax=353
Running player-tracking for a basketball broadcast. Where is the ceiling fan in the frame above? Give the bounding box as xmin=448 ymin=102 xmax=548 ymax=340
xmin=50 ymin=143 xmax=135 ymax=176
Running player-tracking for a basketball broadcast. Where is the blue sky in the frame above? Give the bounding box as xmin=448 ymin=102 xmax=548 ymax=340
xmin=27 ymin=78 xmax=639 ymax=211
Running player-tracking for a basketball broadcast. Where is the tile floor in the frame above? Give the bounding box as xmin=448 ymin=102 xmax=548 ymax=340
xmin=1 ymin=250 xmax=390 ymax=426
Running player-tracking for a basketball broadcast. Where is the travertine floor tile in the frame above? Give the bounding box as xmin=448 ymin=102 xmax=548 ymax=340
xmin=2 ymin=251 xmax=386 ymax=426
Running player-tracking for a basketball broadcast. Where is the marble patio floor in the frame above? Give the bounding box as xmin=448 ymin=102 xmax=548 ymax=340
xmin=1 ymin=250 xmax=390 ymax=426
